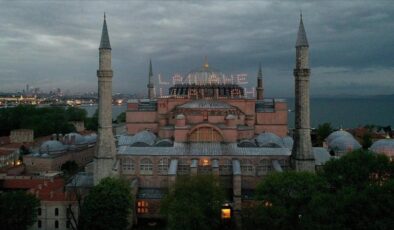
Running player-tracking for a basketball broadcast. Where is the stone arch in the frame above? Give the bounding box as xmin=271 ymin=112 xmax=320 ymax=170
xmin=188 ymin=124 xmax=224 ymax=142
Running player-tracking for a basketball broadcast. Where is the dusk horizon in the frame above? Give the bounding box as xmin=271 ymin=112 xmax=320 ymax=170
xmin=1 ymin=0 xmax=393 ymax=97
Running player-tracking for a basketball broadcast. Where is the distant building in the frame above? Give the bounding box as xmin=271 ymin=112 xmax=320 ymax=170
xmin=1 ymin=174 xmax=78 ymax=230
xmin=24 ymin=133 xmax=97 ymax=173
xmin=10 ymin=129 xmax=34 ymax=143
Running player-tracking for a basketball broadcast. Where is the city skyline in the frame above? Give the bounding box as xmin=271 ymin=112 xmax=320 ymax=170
xmin=1 ymin=0 xmax=393 ymax=97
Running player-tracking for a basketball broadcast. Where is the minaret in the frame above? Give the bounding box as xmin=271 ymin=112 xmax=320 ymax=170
xmin=291 ymin=14 xmax=315 ymax=172
xmin=94 ymin=14 xmax=117 ymax=184
xmin=256 ymin=63 xmax=263 ymax=100
xmin=147 ymin=59 xmax=154 ymax=99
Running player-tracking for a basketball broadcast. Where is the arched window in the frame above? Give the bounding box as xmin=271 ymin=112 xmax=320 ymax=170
xmin=122 ymin=158 xmax=135 ymax=174
xmin=55 ymin=220 xmax=59 ymax=229
xmin=140 ymin=158 xmax=153 ymax=175
xmin=220 ymin=159 xmax=233 ymax=175
xmin=258 ymin=159 xmax=272 ymax=176
xmin=55 ymin=208 xmax=59 ymax=216
xmin=189 ymin=126 xmax=223 ymax=142
xmin=38 ymin=208 xmax=41 ymax=216
xmin=158 ymin=158 xmax=169 ymax=175
xmin=37 ymin=220 xmax=42 ymax=228
xmin=241 ymin=159 xmax=254 ymax=175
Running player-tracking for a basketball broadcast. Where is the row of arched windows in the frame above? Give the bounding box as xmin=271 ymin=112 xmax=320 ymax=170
xmin=241 ymin=159 xmax=289 ymax=175
xmin=121 ymin=158 xmax=288 ymax=176
xmin=122 ymin=158 xmax=169 ymax=175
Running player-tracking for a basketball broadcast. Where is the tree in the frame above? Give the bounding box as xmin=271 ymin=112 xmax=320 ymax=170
xmin=161 ymin=175 xmax=225 ymax=230
xmin=116 ymin=112 xmax=126 ymax=123
xmin=85 ymin=109 xmax=98 ymax=131
xmin=61 ymin=160 xmax=79 ymax=179
xmin=244 ymin=171 xmax=326 ymax=230
xmin=316 ymin=122 xmax=333 ymax=146
xmin=305 ymin=181 xmax=394 ymax=230
xmin=0 ymin=191 xmax=40 ymax=230
xmin=79 ymin=177 xmax=133 ymax=230
xmin=66 ymin=107 xmax=87 ymax=121
xmin=361 ymin=132 xmax=373 ymax=149
xmin=319 ymin=149 xmax=394 ymax=191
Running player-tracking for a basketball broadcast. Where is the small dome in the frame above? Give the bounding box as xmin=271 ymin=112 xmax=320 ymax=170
xmin=84 ymin=134 xmax=97 ymax=144
xmin=129 ymin=130 xmax=156 ymax=147
xmin=370 ymin=139 xmax=394 ymax=157
xmin=326 ymin=130 xmax=353 ymax=145
xmin=255 ymin=132 xmax=284 ymax=148
xmin=238 ymin=139 xmax=257 ymax=147
xmin=155 ymin=139 xmax=173 ymax=147
xmin=282 ymin=136 xmax=294 ymax=150
xmin=39 ymin=140 xmax=66 ymax=154
xmin=226 ymin=114 xmax=236 ymax=120
xmin=328 ymin=136 xmax=361 ymax=153
xmin=176 ymin=114 xmax=185 ymax=120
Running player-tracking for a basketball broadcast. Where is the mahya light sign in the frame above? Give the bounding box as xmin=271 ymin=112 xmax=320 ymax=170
xmin=155 ymin=72 xmax=256 ymax=98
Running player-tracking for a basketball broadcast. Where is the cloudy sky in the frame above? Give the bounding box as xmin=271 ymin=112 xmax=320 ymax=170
xmin=0 ymin=0 xmax=393 ymax=97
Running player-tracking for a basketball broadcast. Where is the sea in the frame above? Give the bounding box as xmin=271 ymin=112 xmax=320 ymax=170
xmin=81 ymin=97 xmax=394 ymax=129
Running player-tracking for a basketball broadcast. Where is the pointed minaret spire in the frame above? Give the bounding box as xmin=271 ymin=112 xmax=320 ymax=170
xmin=147 ymin=59 xmax=154 ymax=99
xmin=100 ymin=13 xmax=111 ymax=49
xmin=256 ymin=62 xmax=263 ymax=100
xmin=95 ymin=14 xmax=116 ymax=184
xmin=292 ymin=14 xmax=314 ymax=172
xmin=149 ymin=59 xmax=153 ymax=77
xmin=258 ymin=62 xmax=263 ymax=79
xmin=296 ymin=13 xmax=309 ymax=47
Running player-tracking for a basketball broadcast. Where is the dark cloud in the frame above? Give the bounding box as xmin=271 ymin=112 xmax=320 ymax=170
xmin=0 ymin=0 xmax=393 ymax=97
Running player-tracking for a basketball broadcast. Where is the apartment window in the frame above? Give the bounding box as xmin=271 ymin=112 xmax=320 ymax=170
xmin=66 ymin=220 xmax=71 ymax=229
xmin=158 ymin=158 xmax=169 ymax=175
xmin=55 ymin=220 xmax=59 ymax=229
xmin=241 ymin=159 xmax=254 ymax=175
xmin=37 ymin=220 xmax=42 ymax=228
xmin=137 ymin=200 xmax=149 ymax=214
xmin=55 ymin=208 xmax=59 ymax=216
xmin=140 ymin=158 xmax=153 ymax=175
xmin=38 ymin=208 xmax=41 ymax=216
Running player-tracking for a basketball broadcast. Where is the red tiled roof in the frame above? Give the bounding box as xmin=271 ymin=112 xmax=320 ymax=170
xmin=2 ymin=177 xmax=76 ymax=201
xmin=0 ymin=148 xmax=15 ymax=156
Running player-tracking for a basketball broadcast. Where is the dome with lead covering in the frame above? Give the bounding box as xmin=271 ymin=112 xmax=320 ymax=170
xmin=118 ymin=130 xmax=157 ymax=147
xmin=155 ymin=139 xmax=173 ymax=147
xmin=176 ymin=114 xmax=185 ymax=120
xmin=255 ymin=132 xmax=284 ymax=148
xmin=131 ymin=130 xmax=156 ymax=146
xmin=370 ymin=139 xmax=394 ymax=157
xmin=39 ymin=140 xmax=67 ymax=154
xmin=282 ymin=136 xmax=294 ymax=150
xmin=326 ymin=130 xmax=353 ymax=145
xmin=328 ymin=136 xmax=361 ymax=153
xmin=238 ymin=139 xmax=257 ymax=147
xmin=226 ymin=114 xmax=236 ymax=120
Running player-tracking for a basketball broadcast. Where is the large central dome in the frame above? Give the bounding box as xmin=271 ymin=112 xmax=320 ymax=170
xmin=186 ymin=57 xmax=223 ymax=85
xmin=168 ymin=57 xmax=244 ymax=99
